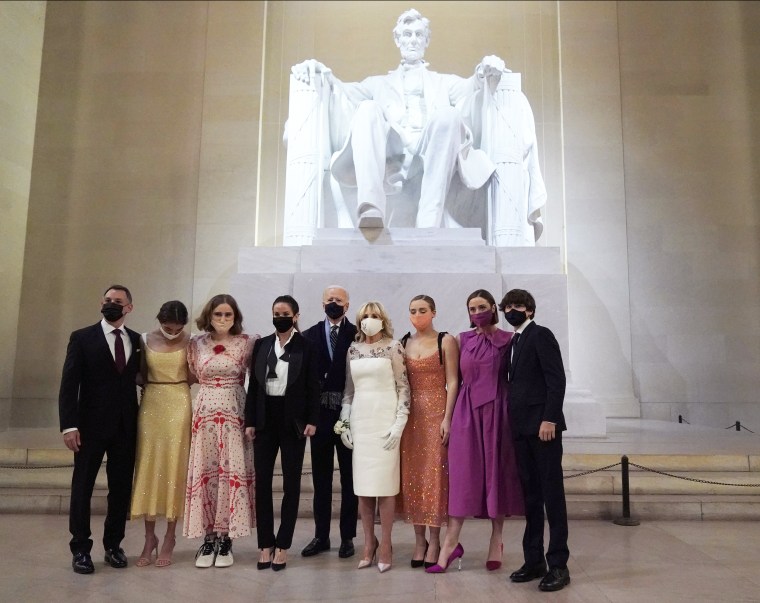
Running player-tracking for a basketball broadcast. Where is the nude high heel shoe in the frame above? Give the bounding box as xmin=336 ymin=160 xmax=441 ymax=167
xmin=357 ymin=538 xmax=379 ymax=569
xmin=378 ymin=544 xmax=393 ymax=573
xmin=136 ymin=535 xmax=159 ymax=567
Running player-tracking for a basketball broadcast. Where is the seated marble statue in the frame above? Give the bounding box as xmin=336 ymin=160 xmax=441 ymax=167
xmin=284 ymin=8 xmax=546 ymax=246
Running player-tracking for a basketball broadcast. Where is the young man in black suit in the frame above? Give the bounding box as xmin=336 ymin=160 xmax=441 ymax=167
xmin=59 ymin=285 xmax=142 ymax=574
xmin=500 ymin=289 xmax=570 ymax=592
xmin=299 ymin=285 xmax=358 ymax=559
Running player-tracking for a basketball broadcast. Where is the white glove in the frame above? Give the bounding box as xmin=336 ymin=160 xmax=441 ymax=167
xmin=341 ymin=428 xmax=353 ymax=450
xmin=382 ymin=424 xmax=404 ymax=451
xmin=340 ymin=403 xmax=351 ymax=422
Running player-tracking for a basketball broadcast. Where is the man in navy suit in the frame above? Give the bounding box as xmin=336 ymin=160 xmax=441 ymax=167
xmin=500 ymin=289 xmax=570 ymax=592
xmin=59 ymin=285 xmax=141 ymax=574
xmin=300 ymin=285 xmax=358 ymax=559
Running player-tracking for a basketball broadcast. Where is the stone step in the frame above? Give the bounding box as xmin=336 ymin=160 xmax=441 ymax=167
xmin=4 ymin=443 xmax=760 ymax=519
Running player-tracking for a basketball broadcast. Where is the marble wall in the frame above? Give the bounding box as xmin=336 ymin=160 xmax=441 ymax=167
xmin=5 ymin=1 xmax=760 ymax=431
xmin=618 ymin=1 xmax=760 ymax=429
xmin=0 ymin=1 xmax=46 ymax=429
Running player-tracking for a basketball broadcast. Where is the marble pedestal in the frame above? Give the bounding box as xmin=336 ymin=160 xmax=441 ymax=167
xmin=231 ymin=228 xmax=606 ymax=437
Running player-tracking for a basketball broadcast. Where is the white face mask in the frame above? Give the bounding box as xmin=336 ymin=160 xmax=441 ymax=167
xmin=160 ymin=325 xmax=183 ymax=340
xmin=361 ymin=317 xmax=383 ymax=337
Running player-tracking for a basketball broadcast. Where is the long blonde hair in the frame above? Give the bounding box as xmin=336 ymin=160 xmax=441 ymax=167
xmin=355 ymin=301 xmax=394 ymax=342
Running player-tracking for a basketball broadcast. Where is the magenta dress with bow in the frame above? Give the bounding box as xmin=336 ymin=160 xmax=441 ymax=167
xmin=447 ymin=329 xmax=524 ymax=518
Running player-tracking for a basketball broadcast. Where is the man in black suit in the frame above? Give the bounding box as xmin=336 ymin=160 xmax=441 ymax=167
xmin=59 ymin=285 xmax=141 ymax=574
xmin=500 ymin=289 xmax=570 ymax=592
xmin=299 ymin=285 xmax=358 ymax=559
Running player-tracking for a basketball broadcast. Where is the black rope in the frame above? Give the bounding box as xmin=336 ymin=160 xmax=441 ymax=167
xmin=627 ymin=462 xmax=760 ymax=488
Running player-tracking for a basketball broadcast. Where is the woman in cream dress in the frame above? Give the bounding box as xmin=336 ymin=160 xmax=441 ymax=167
xmin=339 ymin=301 xmax=410 ymax=573
xmin=131 ymin=300 xmax=192 ymax=568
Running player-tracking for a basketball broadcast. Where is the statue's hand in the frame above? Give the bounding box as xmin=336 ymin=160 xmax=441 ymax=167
xmin=478 ymin=55 xmax=507 ymax=81
xmin=291 ymin=59 xmax=333 ymax=85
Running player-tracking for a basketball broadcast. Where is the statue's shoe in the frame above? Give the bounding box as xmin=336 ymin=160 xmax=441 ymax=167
xmin=358 ymin=209 xmax=384 ymax=228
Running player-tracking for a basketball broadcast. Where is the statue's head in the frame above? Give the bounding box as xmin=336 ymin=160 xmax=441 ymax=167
xmin=393 ymin=9 xmax=430 ymax=63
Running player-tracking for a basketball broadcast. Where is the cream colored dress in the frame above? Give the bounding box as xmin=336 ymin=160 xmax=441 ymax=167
xmin=130 ymin=337 xmax=192 ymax=521
xmin=343 ymin=338 xmax=410 ymax=497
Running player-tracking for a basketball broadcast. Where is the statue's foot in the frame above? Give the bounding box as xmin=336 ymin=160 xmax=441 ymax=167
xmin=358 ymin=209 xmax=384 ymax=228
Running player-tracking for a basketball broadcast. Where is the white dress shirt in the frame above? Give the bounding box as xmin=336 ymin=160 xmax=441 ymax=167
xmin=265 ymin=329 xmax=296 ymax=397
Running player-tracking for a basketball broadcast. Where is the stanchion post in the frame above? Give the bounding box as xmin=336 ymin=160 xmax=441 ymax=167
xmin=736 ymin=421 xmax=741 ymax=432
xmin=613 ymin=455 xmax=640 ymax=526
xmin=678 ymin=415 xmax=683 ymax=423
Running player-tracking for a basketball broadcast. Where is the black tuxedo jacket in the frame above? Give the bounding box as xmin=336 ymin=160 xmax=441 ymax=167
xmin=58 ymin=322 xmax=141 ymax=440
xmin=507 ymin=321 xmax=567 ymax=436
xmin=245 ymin=331 xmax=320 ymax=432
xmin=302 ymin=317 xmax=357 ymax=394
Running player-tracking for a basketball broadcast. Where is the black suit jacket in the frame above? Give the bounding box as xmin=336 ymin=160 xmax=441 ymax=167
xmin=302 ymin=317 xmax=357 ymax=394
xmin=507 ymin=321 xmax=567 ymax=436
xmin=58 ymin=322 xmax=141 ymax=440
xmin=244 ymin=331 xmax=320 ymax=432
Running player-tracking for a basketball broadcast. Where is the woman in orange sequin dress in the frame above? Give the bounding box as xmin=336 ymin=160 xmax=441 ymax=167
xmin=398 ymin=295 xmax=459 ymax=569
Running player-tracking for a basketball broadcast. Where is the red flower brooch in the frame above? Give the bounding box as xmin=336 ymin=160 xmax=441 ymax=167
xmin=213 ymin=344 xmax=226 ymax=354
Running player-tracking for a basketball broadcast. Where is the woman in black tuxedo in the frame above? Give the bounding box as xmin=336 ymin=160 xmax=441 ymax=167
xmin=245 ymin=295 xmax=320 ymax=571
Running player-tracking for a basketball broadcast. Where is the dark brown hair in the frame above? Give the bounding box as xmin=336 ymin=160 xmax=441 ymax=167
xmin=466 ymin=289 xmax=498 ymax=327
xmin=156 ymin=300 xmax=188 ymax=325
xmin=103 ymin=284 xmax=132 ymax=303
xmin=196 ymin=294 xmax=244 ymax=335
xmin=499 ymin=289 xmax=537 ymax=318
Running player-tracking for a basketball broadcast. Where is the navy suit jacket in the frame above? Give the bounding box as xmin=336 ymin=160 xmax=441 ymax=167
xmin=58 ymin=322 xmax=141 ymax=440
xmin=244 ymin=331 xmax=320 ymax=432
xmin=302 ymin=317 xmax=357 ymax=394
xmin=507 ymin=321 xmax=567 ymax=436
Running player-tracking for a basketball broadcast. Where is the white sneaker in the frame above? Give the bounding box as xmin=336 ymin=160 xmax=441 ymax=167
xmin=195 ymin=536 xmax=217 ymax=568
xmin=214 ymin=537 xmax=233 ymax=568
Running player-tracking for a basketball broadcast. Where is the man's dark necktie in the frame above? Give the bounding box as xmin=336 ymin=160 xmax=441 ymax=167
xmin=508 ymin=332 xmax=520 ymax=381
xmin=330 ymin=325 xmax=338 ymax=354
xmin=113 ymin=329 xmax=126 ymax=373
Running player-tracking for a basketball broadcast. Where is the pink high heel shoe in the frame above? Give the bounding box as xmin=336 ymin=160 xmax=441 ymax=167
xmin=425 ymin=543 xmax=464 ymax=573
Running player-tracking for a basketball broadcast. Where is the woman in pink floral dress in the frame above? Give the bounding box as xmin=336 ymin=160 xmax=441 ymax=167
xmin=183 ymin=294 xmax=257 ymax=569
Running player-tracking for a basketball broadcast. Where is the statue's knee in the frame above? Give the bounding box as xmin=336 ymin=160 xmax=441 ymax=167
xmin=430 ymin=106 xmax=461 ymax=127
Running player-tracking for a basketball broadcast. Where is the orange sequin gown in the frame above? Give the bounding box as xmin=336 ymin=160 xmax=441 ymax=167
xmin=398 ymin=352 xmax=448 ymax=526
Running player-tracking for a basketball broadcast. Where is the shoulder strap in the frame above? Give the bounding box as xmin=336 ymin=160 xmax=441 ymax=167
xmin=401 ymin=332 xmax=411 ymax=348
xmin=437 ymin=331 xmax=447 ymax=365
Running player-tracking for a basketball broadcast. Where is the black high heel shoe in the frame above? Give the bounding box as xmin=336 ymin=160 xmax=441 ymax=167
xmin=272 ymin=548 xmax=288 ymax=571
xmin=257 ymin=547 xmax=274 ymax=570
xmin=411 ymin=540 xmax=429 ymax=568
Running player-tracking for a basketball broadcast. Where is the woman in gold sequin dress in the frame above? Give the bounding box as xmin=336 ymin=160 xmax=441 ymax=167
xmin=183 ymin=294 xmax=257 ymax=569
xmin=131 ymin=301 xmax=192 ymax=568
xmin=398 ymin=295 xmax=459 ymax=569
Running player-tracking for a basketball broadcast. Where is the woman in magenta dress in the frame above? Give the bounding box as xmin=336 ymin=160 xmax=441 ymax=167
xmin=427 ymin=289 xmax=523 ymax=573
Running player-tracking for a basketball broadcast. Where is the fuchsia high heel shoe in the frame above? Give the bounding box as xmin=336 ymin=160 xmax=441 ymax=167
xmin=425 ymin=543 xmax=464 ymax=573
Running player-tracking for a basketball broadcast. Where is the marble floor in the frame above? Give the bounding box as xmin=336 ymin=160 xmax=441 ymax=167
xmin=1 ymin=515 xmax=759 ymax=603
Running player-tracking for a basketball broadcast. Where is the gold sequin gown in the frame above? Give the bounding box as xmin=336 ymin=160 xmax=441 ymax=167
xmin=130 ymin=340 xmax=192 ymax=521
xmin=398 ymin=352 xmax=448 ymax=526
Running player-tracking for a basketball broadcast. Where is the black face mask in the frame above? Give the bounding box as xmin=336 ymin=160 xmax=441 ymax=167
xmin=324 ymin=302 xmax=345 ymax=320
xmin=273 ymin=316 xmax=294 ymax=333
xmin=101 ymin=302 xmax=124 ymax=323
xmin=504 ymin=309 xmax=528 ymax=327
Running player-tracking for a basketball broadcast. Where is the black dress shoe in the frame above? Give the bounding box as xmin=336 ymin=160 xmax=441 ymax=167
xmin=104 ymin=547 xmax=128 ymax=568
xmin=301 ymin=537 xmax=330 ymax=557
xmin=509 ymin=562 xmax=548 ymax=582
xmin=72 ymin=552 xmax=94 ymax=574
xmin=338 ymin=539 xmax=355 ymax=559
xmin=538 ymin=567 xmax=571 ymax=592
